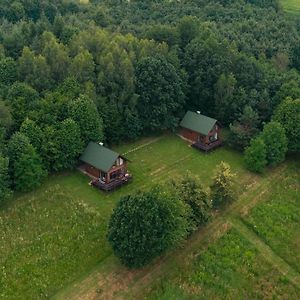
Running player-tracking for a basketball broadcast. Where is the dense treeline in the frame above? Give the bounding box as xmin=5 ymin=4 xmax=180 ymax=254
xmin=0 ymin=0 xmax=300 ymax=198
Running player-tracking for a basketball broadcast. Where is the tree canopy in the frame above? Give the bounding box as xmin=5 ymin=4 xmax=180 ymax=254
xmin=107 ymin=187 xmax=189 ymax=268
xmin=0 ymin=0 xmax=299 ymax=196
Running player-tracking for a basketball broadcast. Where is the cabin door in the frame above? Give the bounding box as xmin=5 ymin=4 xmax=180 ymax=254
xmin=100 ymin=171 xmax=107 ymax=182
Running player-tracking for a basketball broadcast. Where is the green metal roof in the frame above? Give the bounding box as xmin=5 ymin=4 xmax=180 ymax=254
xmin=180 ymin=111 xmax=217 ymax=136
xmin=80 ymin=142 xmax=120 ymax=172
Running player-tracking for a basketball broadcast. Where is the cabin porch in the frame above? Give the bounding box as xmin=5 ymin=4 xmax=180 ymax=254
xmin=192 ymin=139 xmax=222 ymax=152
xmin=91 ymin=174 xmax=132 ymax=191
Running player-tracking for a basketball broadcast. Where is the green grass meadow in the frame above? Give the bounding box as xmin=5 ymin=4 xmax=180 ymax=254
xmin=0 ymin=134 xmax=250 ymax=299
xmin=280 ymin=0 xmax=300 ymax=15
xmin=1 ymin=134 xmax=299 ymax=299
xmin=138 ymin=160 xmax=300 ymax=300
xmin=244 ymin=162 xmax=300 ymax=273
xmin=146 ymin=229 xmax=299 ymax=300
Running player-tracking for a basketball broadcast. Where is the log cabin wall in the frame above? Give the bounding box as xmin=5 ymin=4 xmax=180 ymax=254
xmin=181 ymin=128 xmax=199 ymax=143
xmin=85 ymin=163 xmax=100 ymax=178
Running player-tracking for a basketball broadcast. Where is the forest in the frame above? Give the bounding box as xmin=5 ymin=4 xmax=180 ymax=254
xmin=0 ymin=0 xmax=300 ymax=196
xmin=1 ymin=1 xmax=300 ymax=299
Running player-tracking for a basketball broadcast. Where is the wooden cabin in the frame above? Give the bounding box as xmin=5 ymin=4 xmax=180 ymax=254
xmin=80 ymin=142 xmax=132 ymax=191
xmin=180 ymin=111 xmax=222 ymax=151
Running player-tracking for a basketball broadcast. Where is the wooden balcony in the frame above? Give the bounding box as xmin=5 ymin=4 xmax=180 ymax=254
xmin=192 ymin=139 xmax=222 ymax=152
xmin=91 ymin=174 xmax=133 ymax=192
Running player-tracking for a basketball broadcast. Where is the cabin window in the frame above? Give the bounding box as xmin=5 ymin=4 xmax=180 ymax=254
xmin=115 ymin=157 xmax=124 ymax=166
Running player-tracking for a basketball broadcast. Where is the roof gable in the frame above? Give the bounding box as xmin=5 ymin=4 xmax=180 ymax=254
xmin=80 ymin=142 xmax=121 ymax=172
xmin=180 ymin=111 xmax=217 ymax=136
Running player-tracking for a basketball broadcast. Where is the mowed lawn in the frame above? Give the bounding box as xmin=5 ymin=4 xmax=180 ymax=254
xmin=280 ymin=0 xmax=300 ymax=15
xmin=0 ymin=134 xmax=252 ymax=299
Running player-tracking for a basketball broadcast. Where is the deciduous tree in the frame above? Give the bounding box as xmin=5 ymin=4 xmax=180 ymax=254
xmin=7 ymin=132 xmax=46 ymax=191
xmin=244 ymin=137 xmax=267 ymax=173
xmin=136 ymin=56 xmax=185 ymax=131
xmin=0 ymin=155 xmax=11 ymax=205
xmin=210 ymin=162 xmax=236 ymax=208
xmin=108 ymin=187 xmax=189 ymax=268
xmin=171 ymin=174 xmax=211 ymax=233
xmin=68 ymin=95 xmax=104 ymax=144
xmin=261 ymin=121 xmax=288 ymax=166
xmin=274 ymin=98 xmax=300 ymax=152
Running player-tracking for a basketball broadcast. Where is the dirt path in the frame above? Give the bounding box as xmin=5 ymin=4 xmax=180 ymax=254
xmin=52 ymin=164 xmax=299 ymax=300
xmin=122 ymin=137 xmax=162 ymax=156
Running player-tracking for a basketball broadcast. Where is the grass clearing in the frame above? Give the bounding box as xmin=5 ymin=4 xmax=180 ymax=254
xmin=0 ymin=178 xmax=112 ymax=299
xmin=280 ymin=0 xmax=300 ymax=15
xmin=0 ymin=134 xmax=251 ymax=299
xmin=243 ymin=162 xmax=300 ymax=273
xmin=1 ymin=133 xmax=299 ymax=299
xmin=145 ymin=229 xmax=300 ymax=299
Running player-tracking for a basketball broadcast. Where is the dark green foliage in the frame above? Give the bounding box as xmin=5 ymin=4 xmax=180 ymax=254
xmin=54 ymin=119 xmax=83 ymax=170
xmin=210 ymin=162 xmax=236 ymax=208
xmin=0 ymin=57 xmax=17 ymax=85
xmin=20 ymin=118 xmax=44 ymax=152
xmin=14 ymin=144 xmax=46 ymax=192
xmin=177 ymin=16 xmax=200 ymax=50
xmin=229 ymin=106 xmax=260 ymax=150
xmin=214 ymin=73 xmax=237 ymax=124
xmin=136 ymin=56 xmax=185 ymax=131
xmin=0 ymin=100 xmax=13 ymax=137
xmin=18 ymin=47 xmax=53 ymax=92
xmin=261 ymin=121 xmax=288 ymax=166
xmin=244 ymin=137 xmax=267 ymax=173
xmin=171 ymin=174 xmax=211 ymax=233
xmin=108 ymin=187 xmax=189 ymax=268
xmin=7 ymin=132 xmax=46 ymax=191
xmin=69 ymin=50 xmax=95 ymax=84
xmin=273 ymin=80 xmax=300 ymax=107
xmin=274 ymin=98 xmax=300 ymax=152
xmin=184 ymin=36 xmax=233 ymax=116
xmin=145 ymin=25 xmax=179 ymax=47
xmin=0 ymin=0 xmax=299 ymax=194
xmin=6 ymin=82 xmax=39 ymax=129
xmin=0 ymin=155 xmax=12 ymax=205
xmin=292 ymin=44 xmax=300 ymax=72
xmin=68 ymin=95 xmax=103 ymax=144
